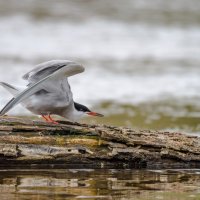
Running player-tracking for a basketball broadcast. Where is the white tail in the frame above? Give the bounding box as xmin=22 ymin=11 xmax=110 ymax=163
xmin=0 ymin=82 xmax=20 ymax=96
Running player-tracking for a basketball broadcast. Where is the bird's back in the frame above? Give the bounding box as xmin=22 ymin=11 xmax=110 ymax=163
xmin=0 ymin=60 xmax=85 ymax=118
xmin=22 ymin=60 xmax=76 ymax=115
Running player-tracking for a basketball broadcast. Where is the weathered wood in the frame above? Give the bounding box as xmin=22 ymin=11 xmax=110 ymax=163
xmin=0 ymin=116 xmax=199 ymax=169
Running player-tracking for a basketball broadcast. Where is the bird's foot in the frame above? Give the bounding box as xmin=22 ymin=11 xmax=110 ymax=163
xmin=41 ymin=114 xmax=59 ymax=124
xmin=48 ymin=115 xmax=59 ymax=124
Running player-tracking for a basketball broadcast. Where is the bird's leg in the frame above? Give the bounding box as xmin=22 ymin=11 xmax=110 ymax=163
xmin=41 ymin=115 xmax=50 ymax=122
xmin=48 ymin=114 xmax=59 ymax=124
xmin=41 ymin=114 xmax=58 ymax=124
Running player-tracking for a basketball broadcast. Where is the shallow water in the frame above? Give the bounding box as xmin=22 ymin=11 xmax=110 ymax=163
xmin=0 ymin=169 xmax=200 ymax=200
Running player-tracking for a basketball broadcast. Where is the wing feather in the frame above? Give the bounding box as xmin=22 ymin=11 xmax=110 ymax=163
xmin=22 ymin=60 xmax=75 ymax=83
xmin=0 ymin=61 xmax=84 ymax=116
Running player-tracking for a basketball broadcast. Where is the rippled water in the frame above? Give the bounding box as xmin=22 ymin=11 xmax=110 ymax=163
xmin=0 ymin=0 xmax=200 ymax=132
xmin=0 ymin=169 xmax=200 ymax=200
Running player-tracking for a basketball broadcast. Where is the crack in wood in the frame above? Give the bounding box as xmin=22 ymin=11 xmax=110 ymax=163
xmin=0 ymin=116 xmax=200 ymax=169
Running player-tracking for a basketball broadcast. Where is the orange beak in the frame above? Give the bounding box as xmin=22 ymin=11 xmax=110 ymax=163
xmin=86 ymin=112 xmax=104 ymax=117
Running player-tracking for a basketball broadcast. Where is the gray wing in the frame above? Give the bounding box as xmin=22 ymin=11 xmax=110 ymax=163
xmin=23 ymin=60 xmax=75 ymax=84
xmin=0 ymin=61 xmax=85 ymax=116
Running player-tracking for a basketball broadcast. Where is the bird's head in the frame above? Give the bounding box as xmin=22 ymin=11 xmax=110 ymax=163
xmin=74 ymin=102 xmax=104 ymax=118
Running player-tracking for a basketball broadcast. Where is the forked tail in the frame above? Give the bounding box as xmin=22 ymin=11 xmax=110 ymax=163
xmin=0 ymin=82 xmax=19 ymax=96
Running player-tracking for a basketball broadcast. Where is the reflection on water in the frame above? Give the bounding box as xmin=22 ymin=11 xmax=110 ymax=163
xmin=0 ymin=169 xmax=200 ymax=200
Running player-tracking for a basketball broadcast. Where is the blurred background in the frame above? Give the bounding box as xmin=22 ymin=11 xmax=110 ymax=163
xmin=0 ymin=0 xmax=200 ymax=133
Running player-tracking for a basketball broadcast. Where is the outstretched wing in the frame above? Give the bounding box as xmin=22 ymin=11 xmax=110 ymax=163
xmin=0 ymin=61 xmax=84 ymax=116
xmin=23 ymin=60 xmax=76 ymax=84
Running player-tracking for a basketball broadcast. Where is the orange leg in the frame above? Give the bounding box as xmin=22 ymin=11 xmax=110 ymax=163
xmin=41 ymin=115 xmax=50 ymax=122
xmin=48 ymin=114 xmax=58 ymax=124
xmin=41 ymin=114 xmax=58 ymax=124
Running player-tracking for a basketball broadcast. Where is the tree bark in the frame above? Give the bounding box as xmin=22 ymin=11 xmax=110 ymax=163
xmin=0 ymin=116 xmax=199 ymax=169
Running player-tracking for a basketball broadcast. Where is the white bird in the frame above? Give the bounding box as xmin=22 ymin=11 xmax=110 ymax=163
xmin=0 ymin=60 xmax=103 ymax=124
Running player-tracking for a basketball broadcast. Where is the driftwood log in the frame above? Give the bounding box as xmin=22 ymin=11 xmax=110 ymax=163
xmin=0 ymin=116 xmax=199 ymax=169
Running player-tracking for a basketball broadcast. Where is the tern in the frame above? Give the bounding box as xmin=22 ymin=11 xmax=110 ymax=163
xmin=0 ymin=60 xmax=103 ymax=123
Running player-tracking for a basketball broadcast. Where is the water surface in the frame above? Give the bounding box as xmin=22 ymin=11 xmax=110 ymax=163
xmin=0 ymin=169 xmax=200 ymax=200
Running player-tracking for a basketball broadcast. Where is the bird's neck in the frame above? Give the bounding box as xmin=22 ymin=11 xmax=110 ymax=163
xmin=62 ymin=103 xmax=84 ymax=122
